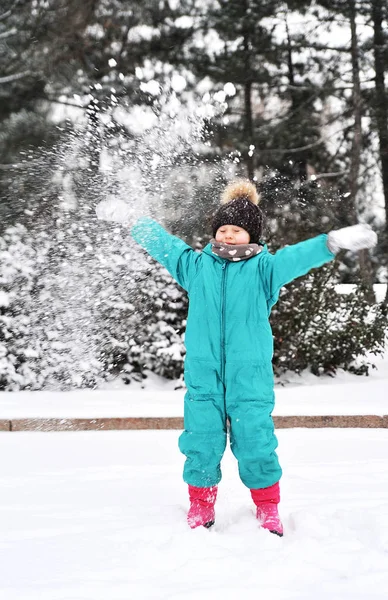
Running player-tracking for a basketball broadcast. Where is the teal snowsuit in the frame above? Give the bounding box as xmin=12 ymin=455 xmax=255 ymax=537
xmin=131 ymin=217 xmax=335 ymax=489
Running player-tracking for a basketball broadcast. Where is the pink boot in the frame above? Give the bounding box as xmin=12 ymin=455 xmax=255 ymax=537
xmin=251 ymin=482 xmax=283 ymax=537
xmin=187 ymin=485 xmax=217 ymax=529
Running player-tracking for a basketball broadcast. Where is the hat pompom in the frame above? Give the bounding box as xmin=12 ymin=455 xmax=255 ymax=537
xmin=220 ymin=179 xmax=260 ymax=206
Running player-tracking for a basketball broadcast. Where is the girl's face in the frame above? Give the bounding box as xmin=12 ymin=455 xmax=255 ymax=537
xmin=215 ymin=225 xmax=250 ymax=245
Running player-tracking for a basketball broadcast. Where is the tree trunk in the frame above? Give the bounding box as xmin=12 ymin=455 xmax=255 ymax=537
xmin=285 ymin=16 xmax=307 ymax=182
xmin=348 ymin=0 xmax=362 ymax=219
xmin=348 ymin=0 xmax=375 ymax=301
xmin=244 ymin=79 xmax=254 ymax=180
xmin=242 ymin=0 xmax=254 ymax=181
xmin=371 ymin=0 xmax=388 ymax=304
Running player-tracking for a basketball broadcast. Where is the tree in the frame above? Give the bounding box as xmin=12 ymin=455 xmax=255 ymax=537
xmin=0 ymin=0 xmax=197 ymax=227
xmin=370 ymin=0 xmax=388 ymax=302
xmin=182 ymin=0 xmax=283 ymax=177
xmin=347 ymin=0 xmax=375 ymax=298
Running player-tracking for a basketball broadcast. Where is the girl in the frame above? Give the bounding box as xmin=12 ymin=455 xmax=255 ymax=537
xmin=129 ymin=179 xmax=377 ymax=536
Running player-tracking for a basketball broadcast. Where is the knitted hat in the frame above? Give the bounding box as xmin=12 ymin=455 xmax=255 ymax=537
xmin=212 ymin=179 xmax=263 ymax=244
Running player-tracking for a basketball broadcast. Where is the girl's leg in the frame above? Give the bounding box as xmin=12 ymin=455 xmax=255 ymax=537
xmin=178 ymin=361 xmax=227 ymax=527
xmin=225 ymin=363 xmax=282 ymax=489
xmin=178 ymin=362 xmax=227 ymax=488
xmin=228 ymin=402 xmax=282 ymax=490
xmin=225 ymin=363 xmax=283 ymax=534
xmin=178 ymin=390 xmax=227 ymax=488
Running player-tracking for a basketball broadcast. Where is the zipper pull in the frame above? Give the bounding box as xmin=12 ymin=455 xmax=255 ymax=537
xmin=221 ymin=262 xmax=226 ymax=270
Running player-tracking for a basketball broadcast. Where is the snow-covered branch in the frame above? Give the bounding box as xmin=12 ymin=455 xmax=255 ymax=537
xmin=0 ymin=9 xmax=12 ymax=22
xmin=0 ymin=27 xmax=16 ymax=39
xmin=0 ymin=70 xmax=31 ymax=83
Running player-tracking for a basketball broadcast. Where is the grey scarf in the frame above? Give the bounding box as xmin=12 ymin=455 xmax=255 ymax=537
xmin=211 ymin=239 xmax=262 ymax=262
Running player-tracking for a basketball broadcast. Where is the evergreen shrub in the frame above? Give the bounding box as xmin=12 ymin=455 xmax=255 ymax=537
xmin=271 ymin=263 xmax=387 ymax=376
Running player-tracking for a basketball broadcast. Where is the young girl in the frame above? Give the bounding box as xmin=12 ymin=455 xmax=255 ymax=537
xmin=129 ymin=179 xmax=377 ymax=536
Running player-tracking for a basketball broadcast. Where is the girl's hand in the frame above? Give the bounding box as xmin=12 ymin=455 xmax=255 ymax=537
xmin=327 ymin=224 xmax=378 ymax=254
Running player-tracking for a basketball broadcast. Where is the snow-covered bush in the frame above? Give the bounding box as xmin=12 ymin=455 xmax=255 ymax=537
xmin=271 ymin=263 xmax=387 ymax=376
xmin=0 ymin=225 xmax=45 ymax=390
xmin=99 ymin=252 xmax=187 ymax=384
xmin=0 ymin=216 xmax=130 ymax=390
xmin=128 ymin=255 xmax=187 ymax=380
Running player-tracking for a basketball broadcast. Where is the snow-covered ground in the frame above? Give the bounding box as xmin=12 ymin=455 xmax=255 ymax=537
xmin=1 ymin=428 xmax=388 ymax=599
xmin=1 ymin=348 xmax=388 ymax=598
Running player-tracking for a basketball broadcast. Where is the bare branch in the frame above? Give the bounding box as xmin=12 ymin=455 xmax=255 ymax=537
xmin=284 ymin=42 xmax=351 ymax=53
xmin=45 ymin=97 xmax=86 ymax=109
xmin=267 ymin=129 xmax=346 ymax=154
xmin=311 ymin=170 xmax=349 ymax=181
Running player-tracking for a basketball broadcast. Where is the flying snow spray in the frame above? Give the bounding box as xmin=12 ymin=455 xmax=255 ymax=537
xmin=4 ymin=85 xmax=240 ymax=390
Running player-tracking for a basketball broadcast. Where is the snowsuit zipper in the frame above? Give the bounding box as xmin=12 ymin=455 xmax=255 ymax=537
xmin=220 ymin=261 xmax=227 ymax=383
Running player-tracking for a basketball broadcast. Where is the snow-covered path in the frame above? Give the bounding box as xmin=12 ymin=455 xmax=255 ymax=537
xmin=1 ymin=429 xmax=388 ymax=599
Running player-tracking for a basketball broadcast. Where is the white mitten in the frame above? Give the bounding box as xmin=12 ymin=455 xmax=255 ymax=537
xmin=327 ymin=224 xmax=378 ymax=254
xmin=95 ymin=198 xmax=135 ymax=224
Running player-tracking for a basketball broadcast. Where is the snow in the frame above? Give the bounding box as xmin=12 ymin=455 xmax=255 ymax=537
xmin=140 ymin=80 xmax=161 ymax=96
xmin=0 ymin=290 xmax=10 ymax=307
xmin=0 ymin=428 xmax=388 ymax=599
xmin=95 ymin=196 xmax=136 ymax=224
xmin=336 ymin=283 xmax=386 ymax=302
xmin=0 ymin=352 xmax=387 ymax=419
xmin=0 ymin=378 xmax=387 ymax=419
xmin=327 ymin=224 xmax=378 ymax=253
xmin=1 ymin=354 xmax=388 ymax=598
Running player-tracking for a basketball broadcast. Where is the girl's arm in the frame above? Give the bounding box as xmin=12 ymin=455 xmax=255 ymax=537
xmin=260 ymin=224 xmax=377 ymax=309
xmin=131 ymin=217 xmax=200 ymax=291
xmin=260 ymin=234 xmax=335 ymax=307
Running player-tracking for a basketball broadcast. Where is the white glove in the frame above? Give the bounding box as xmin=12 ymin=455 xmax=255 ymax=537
xmin=95 ymin=198 xmax=135 ymax=224
xmin=327 ymin=224 xmax=378 ymax=254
